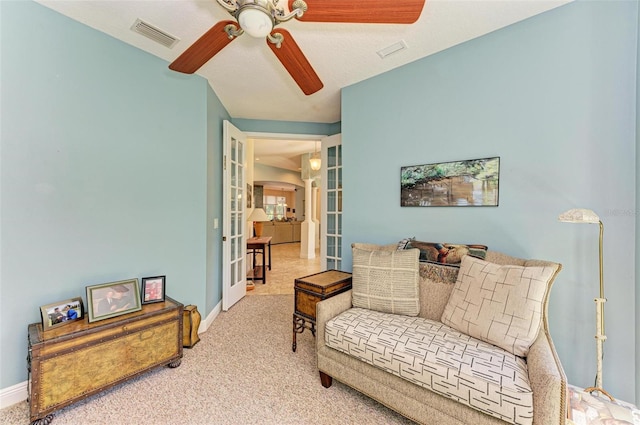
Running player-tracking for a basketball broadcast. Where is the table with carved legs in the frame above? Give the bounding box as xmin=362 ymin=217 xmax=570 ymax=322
xmin=292 ymin=270 xmax=352 ymax=352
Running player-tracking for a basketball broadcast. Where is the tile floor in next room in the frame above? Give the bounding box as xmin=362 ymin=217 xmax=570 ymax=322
xmin=246 ymin=242 xmax=321 ymax=296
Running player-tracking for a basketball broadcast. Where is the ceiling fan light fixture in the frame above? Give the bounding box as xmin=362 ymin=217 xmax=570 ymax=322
xmin=238 ymin=6 xmax=274 ymax=38
xmin=174 ymin=0 xmax=425 ymax=95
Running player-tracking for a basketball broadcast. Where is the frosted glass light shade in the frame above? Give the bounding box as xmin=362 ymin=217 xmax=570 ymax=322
xmin=309 ymin=156 xmax=321 ymax=171
xmin=238 ymin=8 xmax=273 ymax=38
xmin=558 ymin=208 xmax=600 ymax=224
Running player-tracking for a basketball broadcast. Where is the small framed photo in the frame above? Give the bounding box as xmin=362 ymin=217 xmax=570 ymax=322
xmin=86 ymin=278 xmax=142 ymax=323
xmin=141 ymin=275 xmax=166 ymax=304
xmin=40 ymin=297 xmax=84 ymax=330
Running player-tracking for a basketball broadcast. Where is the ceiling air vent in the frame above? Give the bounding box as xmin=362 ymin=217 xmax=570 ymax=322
xmin=377 ymin=40 xmax=408 ymax=59
xmin=131 ymin=19 xmax=179 ymax=49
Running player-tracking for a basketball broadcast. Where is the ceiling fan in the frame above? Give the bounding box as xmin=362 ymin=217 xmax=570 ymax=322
xmin=168 ymin=0 xmax=426 ymax=95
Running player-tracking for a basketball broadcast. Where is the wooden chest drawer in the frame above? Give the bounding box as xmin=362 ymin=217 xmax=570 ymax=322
xmin=294 ymin=270 xmax=352 ymax=321
xmin=28 ymin=297 xmax=183 ymax=424
xmin=295 ymin=289 xmax=323 ymax=319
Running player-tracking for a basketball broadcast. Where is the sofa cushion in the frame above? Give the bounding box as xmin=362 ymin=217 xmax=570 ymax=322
xmin=351 ymin=244 xmax=420 ymax=316
xmin=405 ymin=240 xmax=488 ymax=267
xmin=325 ymin=307 xmax=534 ymax=425
xmin=441 ymin=255 xmax=560 ymax=357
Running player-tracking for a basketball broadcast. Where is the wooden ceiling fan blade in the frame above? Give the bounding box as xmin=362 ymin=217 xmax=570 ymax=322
xmin=267 ymin=29 xmax=323 ymax=96
xmin=289 ymin=0 xmax=425 ymax=24
xmin=169 ymin=20 xmax=238 ymax=74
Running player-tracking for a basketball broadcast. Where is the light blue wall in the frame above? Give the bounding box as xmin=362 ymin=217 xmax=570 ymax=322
xmin=0 ymin=1 xmax=228 ymax=389
xmin=342 ymin=0 xmax=638 ymax=403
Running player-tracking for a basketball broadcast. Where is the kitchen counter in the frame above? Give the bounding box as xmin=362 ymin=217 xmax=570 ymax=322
xmin=258 ymin=221 xmax=301 ymax=244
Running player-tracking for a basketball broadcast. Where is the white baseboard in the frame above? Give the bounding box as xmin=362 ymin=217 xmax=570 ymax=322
xmin=0 ymin=381 xmax=28 ymax=409
xmin=200 ymin=300 xmax=221 ymax=333
xmin=0 ymin=301 xmax=223 ymax=409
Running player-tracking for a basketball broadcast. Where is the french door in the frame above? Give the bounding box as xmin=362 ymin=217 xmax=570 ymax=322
xmin=222 ymin=120 xmax=247 ymax=311
xmin=321 ymin=134 xmax=342 ymax=270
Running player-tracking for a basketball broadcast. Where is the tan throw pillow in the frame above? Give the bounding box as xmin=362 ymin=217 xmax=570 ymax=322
xmin=351 ymin=244 xmax=420 ymax=316
xmin=441 ymin=255 xmax=560 ymax=357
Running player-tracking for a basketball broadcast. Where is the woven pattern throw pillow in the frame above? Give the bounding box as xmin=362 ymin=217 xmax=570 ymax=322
xmin=441 ymin=255 xmax=560 ymax=357
xmin=351 ymin=244 xmax=420 ymax=316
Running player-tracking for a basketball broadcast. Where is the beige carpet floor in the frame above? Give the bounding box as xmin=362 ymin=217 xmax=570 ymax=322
xmin=1 ymin=248 xmax=415 ymax=424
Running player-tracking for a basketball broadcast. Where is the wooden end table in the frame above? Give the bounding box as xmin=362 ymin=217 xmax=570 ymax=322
xmin=292 ymin=270 xmax=352 ymax=352
xmin=246 ymin=236 xmax=272 ymax=284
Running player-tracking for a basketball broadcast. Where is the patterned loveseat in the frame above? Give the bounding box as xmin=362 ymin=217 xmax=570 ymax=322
xmin=316 ymin=243 xmax=567 ymax=425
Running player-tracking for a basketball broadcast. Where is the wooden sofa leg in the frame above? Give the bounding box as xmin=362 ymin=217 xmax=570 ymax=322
xmin=319 ymin=371 xmax=333 ymax=388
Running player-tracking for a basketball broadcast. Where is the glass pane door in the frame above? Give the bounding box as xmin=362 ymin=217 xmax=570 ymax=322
xmin=222 ymin=121 xmax=247 ymax=311
xmin=321 ymin=135 xmax=342 ymax=270
xmin=229 ymin=137 xmax=245 ymax=289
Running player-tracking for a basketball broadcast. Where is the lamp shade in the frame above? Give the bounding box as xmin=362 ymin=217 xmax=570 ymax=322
xmin=238 ymin=8 xmax=273 ymax=38
xmin=309 ymin=140 xmax=321 ymax=171
xmin=558 ymin=208 xmax=600 ymax=224
xmin=247 ymin=208 xmax=269 ymax=222
xmin=309 ymin=156 xmax=321 ymax=171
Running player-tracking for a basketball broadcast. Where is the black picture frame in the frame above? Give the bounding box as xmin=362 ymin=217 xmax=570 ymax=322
xmin=141 ymin=275 xmax=166 ymax=304
xmin=40 ymin=297 xmax=84 ymax=330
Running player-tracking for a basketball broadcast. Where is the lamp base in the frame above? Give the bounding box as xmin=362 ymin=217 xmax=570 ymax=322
xmin=254 ymin=222 xmax=264 ymax=238
xmin=584 ymin=386 xmax=615 ymax=401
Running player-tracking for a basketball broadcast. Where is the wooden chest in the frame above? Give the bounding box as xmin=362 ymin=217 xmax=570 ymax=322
xmin=292 ymin=270 xmax=352 ymax=352
xmin=294 ymin=270 xmax=353 ymax=321
xmin=28 ymin=297 xmax=183 ymax=425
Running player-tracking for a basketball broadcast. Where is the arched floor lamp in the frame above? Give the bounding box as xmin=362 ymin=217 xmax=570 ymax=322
xmin=558 ymin=208 xmax=613 ymax=400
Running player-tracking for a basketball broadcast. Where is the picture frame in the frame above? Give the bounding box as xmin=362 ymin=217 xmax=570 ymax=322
xmin=40 ymin=297 xmax=84 ymax=330
xmin=400 ymin=157 xmax=500 ymax=207
xmin=254 ymin=185 xmax=264 ymax=209
xmin=86 ymin=278 xmax=142 ymax=323
xmin=247 ymin=183 xmax=253 ymax=208
xmin=141 ymin=275 xmax=166 ymax=304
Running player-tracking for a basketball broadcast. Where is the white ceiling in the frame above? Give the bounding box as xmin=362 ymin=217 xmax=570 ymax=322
xmin=252 ymin=137 xmax=319 ymax=172
xmin=36 ymin=0 xmax=572 ymax=125
xmin=250 ymin=136 xmax=318 ymax=189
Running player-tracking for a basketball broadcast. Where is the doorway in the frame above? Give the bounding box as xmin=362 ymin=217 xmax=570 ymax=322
xmin=244 ymin=131 xmax=325 ymax=296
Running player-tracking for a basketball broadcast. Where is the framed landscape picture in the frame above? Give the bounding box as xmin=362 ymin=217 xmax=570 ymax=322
xmin=401 ymin=157 xmax=500 ymax=207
